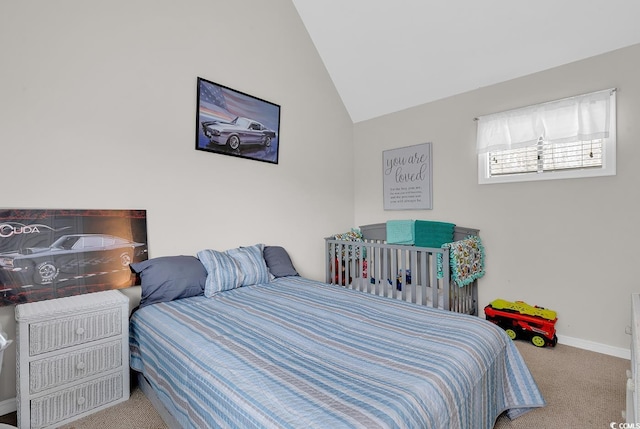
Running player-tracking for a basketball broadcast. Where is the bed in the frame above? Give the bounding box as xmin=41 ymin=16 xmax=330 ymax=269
xmin=326 ymin=224 xmax=483 ymax=315
xmin=128 ymin=246 xmax=544 ymax=429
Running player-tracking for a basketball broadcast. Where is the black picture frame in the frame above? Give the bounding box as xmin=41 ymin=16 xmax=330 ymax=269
xmin=195 ymin=77 xmax=281 ymax=164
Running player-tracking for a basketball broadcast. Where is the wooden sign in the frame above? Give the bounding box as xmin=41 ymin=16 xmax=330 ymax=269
xmin=383 ymin=143 xmax=432 ymax=210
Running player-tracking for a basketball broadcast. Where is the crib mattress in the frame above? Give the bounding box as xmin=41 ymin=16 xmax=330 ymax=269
xmin=130 ymin=276 xmax=544 ymax=429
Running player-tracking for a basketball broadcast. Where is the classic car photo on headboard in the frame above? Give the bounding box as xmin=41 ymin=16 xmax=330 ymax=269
xmin=0 ymin=209 xmax=148 ymax=305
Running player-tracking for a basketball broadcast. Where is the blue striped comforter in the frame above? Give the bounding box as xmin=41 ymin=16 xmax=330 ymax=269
xmin=130 ymin=277 xmax=544 ymax=428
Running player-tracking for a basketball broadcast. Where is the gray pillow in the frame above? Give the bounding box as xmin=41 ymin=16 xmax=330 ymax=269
xmin=263 ymin=246 xmax=299 ymax=278
xmin=130 ymin=255 xmax=206 ymax=307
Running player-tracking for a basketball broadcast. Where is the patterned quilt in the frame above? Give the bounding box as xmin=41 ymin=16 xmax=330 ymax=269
xmin=442 ymin=235 xmax=486 ymax=287
xmin=130 ymin=277 xmax=543 ymax=429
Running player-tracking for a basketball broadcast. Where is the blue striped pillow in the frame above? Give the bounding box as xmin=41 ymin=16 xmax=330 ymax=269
xmin=197 ymin=249 xmax=244 ymax=297
xmin=226 ymin=244 xmax=270 ymax=286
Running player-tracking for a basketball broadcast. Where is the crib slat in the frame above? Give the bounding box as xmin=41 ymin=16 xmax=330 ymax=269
xmin=409 ymin=251 xmax=417 ymax=305
xmin=442 ymin=248 xmax=450 ymax=311
xmin=399 ymin=250 xmax=406 ymax=302
xmin=420 ymin=251 xmax=428 ymax=307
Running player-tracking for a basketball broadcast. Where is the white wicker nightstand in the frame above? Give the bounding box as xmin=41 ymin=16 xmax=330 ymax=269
xmin=15 ymin=290 xmax=130 ymax=429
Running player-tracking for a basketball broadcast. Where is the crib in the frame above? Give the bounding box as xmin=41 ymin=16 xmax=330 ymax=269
xmin=325 ymin=224 xmax=480 ymax=315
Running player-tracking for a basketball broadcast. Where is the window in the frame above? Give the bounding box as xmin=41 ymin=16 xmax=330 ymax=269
xmin=476 ymin=89 xmax=616 ymax=184
xmin=77 ymin=236 xmax=104 ymax=249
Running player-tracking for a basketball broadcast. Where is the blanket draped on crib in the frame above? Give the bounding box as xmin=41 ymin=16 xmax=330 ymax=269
xmin=386 ymin=219 xmax=416 ymax=244
xmin=442 ymin=235 xmax=485 ymax=287
xmin=414 ymin=220 xmax=455 ymax=248
xmin=413 ymin=220 xmax=456 ymax=280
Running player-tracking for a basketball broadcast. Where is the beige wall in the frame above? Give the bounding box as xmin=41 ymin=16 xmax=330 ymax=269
xmin=353 ymin=43 xmax=640 ymax=357
xmin=0 ymin=0 xmax=354 ymax=406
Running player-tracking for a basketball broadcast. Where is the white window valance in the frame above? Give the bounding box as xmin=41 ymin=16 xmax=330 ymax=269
xmin=476 ymin=88 xmax=614 ymax=154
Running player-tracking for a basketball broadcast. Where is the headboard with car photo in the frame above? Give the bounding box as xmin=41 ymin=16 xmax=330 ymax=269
xmin=0 ymin=209 xmax=148 ymax=306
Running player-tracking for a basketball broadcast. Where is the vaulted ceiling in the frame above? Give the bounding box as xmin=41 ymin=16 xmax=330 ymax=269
xmin=292 ymin=0 xmax=640 ymax=123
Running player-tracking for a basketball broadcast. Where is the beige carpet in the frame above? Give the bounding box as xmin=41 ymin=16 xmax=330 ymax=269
xmin=494 ymin=341 xmax=628 ymax=428
xmin=56 ymin=387 xmax=169 ymax=429
xmin=0 ymin=341 xmax=630 ymax=428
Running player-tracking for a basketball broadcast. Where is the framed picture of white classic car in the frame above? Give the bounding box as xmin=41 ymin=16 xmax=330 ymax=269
xmin=0 ymin=209 xmax=148 ymax=305
xmin=195 ymin=77 xmax=281 ymax=164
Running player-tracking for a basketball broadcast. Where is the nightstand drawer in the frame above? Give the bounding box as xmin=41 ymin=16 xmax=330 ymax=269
xmin=29 ymin=340 xmax=122 ymax=394
xmin=28 ymin=307 xmax=122 ymax=356
xmin=30 ymin=372 xmax=124 ymax=429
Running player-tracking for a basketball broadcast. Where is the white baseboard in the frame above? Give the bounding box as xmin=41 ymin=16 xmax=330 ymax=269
xmin=0 ymin=397 xmax=16 ymax=417
xmin=557 ymin=334 xmax=630 ymax=360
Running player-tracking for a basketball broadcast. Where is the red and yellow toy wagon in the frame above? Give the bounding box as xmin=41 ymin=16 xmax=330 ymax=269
xmin=484 ymin=299 xmax=558 ymax=347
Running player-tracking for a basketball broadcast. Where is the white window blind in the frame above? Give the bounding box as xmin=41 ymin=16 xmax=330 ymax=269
xmin=488 ymin=138 xmax=604 ymax=176
xmin=476 ymin=89 xmax=616 ymax=184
